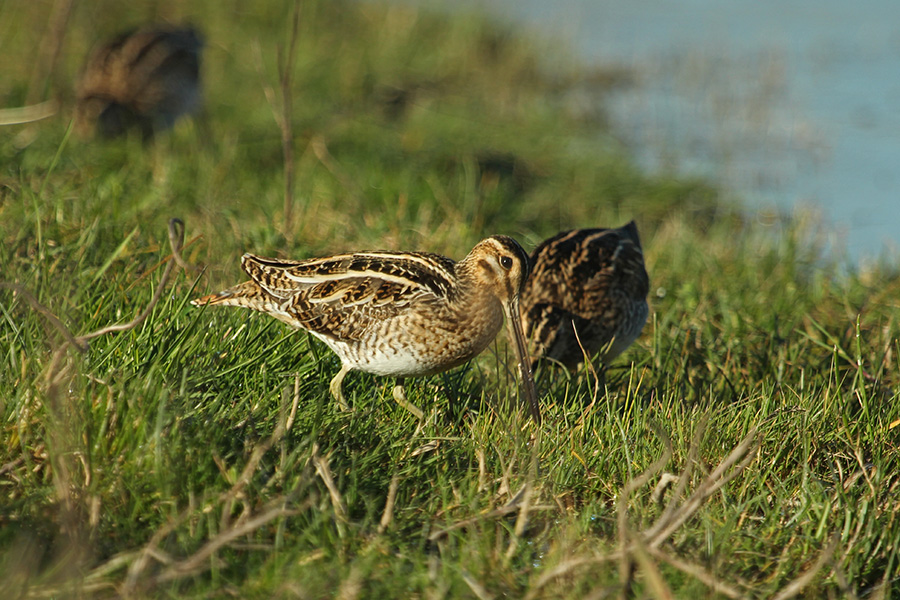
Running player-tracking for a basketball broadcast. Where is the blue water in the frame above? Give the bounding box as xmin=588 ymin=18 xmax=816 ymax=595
xmin=422 ymin=0 xmax=900 ymax=262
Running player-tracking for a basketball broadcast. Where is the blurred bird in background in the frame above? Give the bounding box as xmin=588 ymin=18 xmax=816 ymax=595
xmin=521 ymin=221 xmax=650 ymax=372
xmin=74 ymin=25 xmax=202 ymax=139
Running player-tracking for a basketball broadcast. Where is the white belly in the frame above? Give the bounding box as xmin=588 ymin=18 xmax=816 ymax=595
xmin=308 ymin=304 xmax=503 ymax=377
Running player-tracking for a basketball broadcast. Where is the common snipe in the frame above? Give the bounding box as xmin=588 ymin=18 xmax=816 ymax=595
xmin=521 ymin=221 xmax=649 ymax=371
xmin=75 ymin=26 xmax=202 ymax=138
xmin=193 ymin=236 xmax=541 ymax=422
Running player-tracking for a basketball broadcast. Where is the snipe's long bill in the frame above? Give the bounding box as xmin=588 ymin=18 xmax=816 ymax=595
xmin=193 ymin=236 xmax=541 ymax=423
xmin=521 ymin=221 xmax=650 ymax=371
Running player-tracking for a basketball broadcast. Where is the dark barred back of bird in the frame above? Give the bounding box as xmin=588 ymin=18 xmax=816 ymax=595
xmin=522 ymin=221 xmax=650 ymax=370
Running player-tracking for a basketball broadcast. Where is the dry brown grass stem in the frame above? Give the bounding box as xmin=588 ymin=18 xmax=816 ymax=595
xmin=3 ymin=219 xmax=320 ymax=597
xmin=378 ymin=472 xmax=402 ymax=534
xmin=526 ymin=423 xmax=769 ymax=600
xmin=770 ymin=534 xmax=840 ymax=600
xmin=310 ymin=134 xmax=366 ymax=203
xmin=24 ymin=433 xmax=316 ymax=597
xmin=643 ymin=424 xmax=760 ymax=547
xmin=647 ymin=545 xmax=746 ymax=599
xmin=505 ymin=478 xmax=534 ymax=560
xmin=628 ymin=532 xmax=675 ymax=600
xmin=155 ymin=500 xmax=302 ymax=584
xmin=219 ymin=389 xmax=298 ymax=532
xmin=0 ymin=456 xmax=25 ymax=477
xmin=429 ymin=484 xmax=546 ymax=542
xmin=278 ymin=0 xmax=301 ymax=239
xmin=25 ymin=0 xmax=73 ymax=105
xmin=505 ymin=428 xmax=542 ymax=561
xmin=0 ymin=282 xmax=86 ymax=351
xmin=119 ymin=427 xmax=317 ymax=594
xmin=337 ymin=563 xmax=365 ymax=600
xmin=525 ymin=422 xmax=836 ymax=598
xmin=286 ymin=373 xmax=301 ymax=434
xmin=2 ymin=218 xmax=191 ymax=593
xmin=0 ymin=101 xmax=59 ymax=126
xmin=461 ymin=571 xmax=495 ymax=600
xmin=2 ymin=219 xmax=192 ymax=357
xmin=573 ymin=324 xmax=603 ymax=410
xmin=80 ymin=219 xmax=187 ymax=341
xmin=617 ymin=422 xmax=673 ymax=597
xmin=313 ymin=444 xmax=349 ymax=538
xmin=252 ymin=1 xmax=301 ymax=239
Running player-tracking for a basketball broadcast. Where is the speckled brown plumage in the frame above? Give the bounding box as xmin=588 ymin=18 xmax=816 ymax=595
xmin=75 ymin=26 xmax=202 ymax=138
xmin=521 ymin=221 xmax=650 ymax=370
xmin=193 ymin=236 xmax=540 ymax=422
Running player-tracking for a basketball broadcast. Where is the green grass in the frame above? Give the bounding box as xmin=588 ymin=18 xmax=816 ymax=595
xmin=2 ymin=0 xmax=899 ymax=597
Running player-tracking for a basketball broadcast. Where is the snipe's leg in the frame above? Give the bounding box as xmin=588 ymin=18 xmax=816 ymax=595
xmin=329 ymin=364 xmax=352 ymax=412
xmin=392 ymin=379 xmax=424 ymax=420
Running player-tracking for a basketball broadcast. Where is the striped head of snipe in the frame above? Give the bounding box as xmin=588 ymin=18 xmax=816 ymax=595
xmin=457 ymin=236 xmax=541 ymax=423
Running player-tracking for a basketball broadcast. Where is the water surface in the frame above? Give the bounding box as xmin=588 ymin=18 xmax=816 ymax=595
xmin=428 ymin=0 xmax=900 ymax=262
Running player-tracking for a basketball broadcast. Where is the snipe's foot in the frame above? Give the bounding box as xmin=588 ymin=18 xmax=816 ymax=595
xmin=329 ymin=364 xmax=352 ymax=412
xmin=392 ymin=380 xmax=424 ymax=420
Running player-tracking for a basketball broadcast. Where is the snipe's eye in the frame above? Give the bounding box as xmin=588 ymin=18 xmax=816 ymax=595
xmin=500 ymin=255 xmax=513 ymax=270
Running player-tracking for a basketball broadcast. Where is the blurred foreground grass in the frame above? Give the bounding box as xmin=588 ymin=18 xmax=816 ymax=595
xmin=1 ymin=0 xmax=899 ymax=597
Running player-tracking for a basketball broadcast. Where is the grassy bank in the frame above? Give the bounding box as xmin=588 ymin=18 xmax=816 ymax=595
xmin=2 ymin=0 xmax=898 ymax=597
